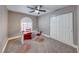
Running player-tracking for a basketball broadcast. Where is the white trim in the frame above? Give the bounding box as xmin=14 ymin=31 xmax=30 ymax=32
xmin=1 ymin=35 xmax=21 ymax=53
xmin=52 ymin=37 xmax=78 ymax=49
xmin=42 ymin=33 xmax=50 ymax=38
xmin=8 ymin=35 xmax=21 ymax=40
xmin=43 ymin=33 xmax=78 ymax=49
xmin=1 ymin=39 xmax=9 ymax=53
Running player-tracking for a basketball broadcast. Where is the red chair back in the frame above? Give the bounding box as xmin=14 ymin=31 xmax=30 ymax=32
xmin=24 ymin=32 xmax=32 ymax=40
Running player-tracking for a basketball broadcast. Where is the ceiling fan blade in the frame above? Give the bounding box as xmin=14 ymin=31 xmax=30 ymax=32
xmin=35 ymin=6 xmax=39 ymax=10
xmin=39 ymin=5 xmax=42 ymax=8
xmin=39 ymin=10 xmax=46 ymax=12
xmin=27 ymin=6 xmax=34 ymax=9
xmin=29 ymin=11 xmax=35 ymax=13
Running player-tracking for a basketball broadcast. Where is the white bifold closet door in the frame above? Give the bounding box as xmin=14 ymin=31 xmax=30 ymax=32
xmin=50 ymin=13 xmax=73 ymax=45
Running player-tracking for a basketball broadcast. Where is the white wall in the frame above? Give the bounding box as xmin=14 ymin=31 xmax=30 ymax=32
xmin=38 ymin=13 xmax=50 ymax=35
xmin=0 ymin=6 xmax=8 ymax=52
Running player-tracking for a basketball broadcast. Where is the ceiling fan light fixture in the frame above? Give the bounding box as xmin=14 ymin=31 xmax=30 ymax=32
xmin=35 ymin=10 xmax=39 ymax=13
xmin=27 ymin=5 xmax=47 ymax=15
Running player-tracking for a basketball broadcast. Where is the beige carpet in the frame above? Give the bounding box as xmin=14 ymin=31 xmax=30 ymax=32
xmin=4 ymin=36 xmax=77 ymax=53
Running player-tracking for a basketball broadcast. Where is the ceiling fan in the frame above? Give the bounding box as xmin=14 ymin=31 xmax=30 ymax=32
xmin=27 ymin=5 xmax=47 ymax=14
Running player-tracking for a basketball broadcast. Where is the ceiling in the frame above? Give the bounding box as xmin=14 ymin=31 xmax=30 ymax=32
xmin=7 ymin=5 xmax=69 ymax=16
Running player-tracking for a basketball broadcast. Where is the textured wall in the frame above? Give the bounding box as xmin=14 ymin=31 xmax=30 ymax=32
xmin=8 ymin=11 xmax=38 ymax=37
xmin=0 ymin=6 xmax=8 ymax=52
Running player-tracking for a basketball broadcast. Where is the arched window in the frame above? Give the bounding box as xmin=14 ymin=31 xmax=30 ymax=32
xmin=21 ymin=17 xmax=32 ymax=32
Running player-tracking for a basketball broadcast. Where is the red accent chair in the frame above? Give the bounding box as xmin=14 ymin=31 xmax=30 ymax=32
xmin=24 ymin=32 xmax=32 ymax=40
xmin=36 ymin=31 xmax=42 ymax=36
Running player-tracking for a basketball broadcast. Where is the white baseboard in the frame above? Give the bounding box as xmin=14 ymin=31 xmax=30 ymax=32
xmin=42 ymin=33 xmax=78 ymax=49
xmin=2 ymin=35 xmax=21 ymax=53
xmin=8 ymin=35 xmax=21 ymax=40
xmin=1 ymin=39 xmax=9 ymax=53
xmin=42 ymin=33 xmax=50 ymax=38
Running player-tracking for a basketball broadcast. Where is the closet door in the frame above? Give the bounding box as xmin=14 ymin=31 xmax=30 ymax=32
xmin=50 ymin=16 xmax=57 ymax=39
xmin=50 ymin=13 xmax=73 ymax=45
